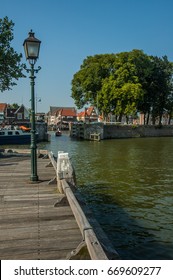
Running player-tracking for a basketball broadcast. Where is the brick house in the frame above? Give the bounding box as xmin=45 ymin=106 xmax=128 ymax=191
xmin=77 ymin=106 xmax=98 ymax=122
xmin=6 ymin=104 xmax=30 ymax=125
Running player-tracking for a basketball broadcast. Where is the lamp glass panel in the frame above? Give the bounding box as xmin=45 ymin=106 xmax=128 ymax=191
xmin=27 ymin=42 xmax=40 ymax=58
xmin=24 ymin=43 xmax=28 ymax=59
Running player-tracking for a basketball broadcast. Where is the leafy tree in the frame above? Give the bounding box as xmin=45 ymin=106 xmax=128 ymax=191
xmin=100 ymin=51 xmax=145 ymax=121
xmin=0 ymin=16 xmax=24 ymax=92
xmin=148 ymin=56 xmax=173 ymax=125
xmin=71 ymin=50 xmax=173 ymax=124
xmin=10 ymin=103 xmax=19 ymax=109
xmin=126 ymin=50 xmax=154 ymax=124
xmin=71 ymin=50 xmax=149 ymax=119
xmin=71 ymin=54 xmax=116 ymax=109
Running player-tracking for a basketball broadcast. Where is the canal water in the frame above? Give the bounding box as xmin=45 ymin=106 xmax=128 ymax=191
xmin=42 ymin=132 xmax=173 ymax=260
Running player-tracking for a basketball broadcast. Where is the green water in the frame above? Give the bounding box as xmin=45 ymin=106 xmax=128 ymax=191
xmin=43 ymin=133 xmax=173 ymax=260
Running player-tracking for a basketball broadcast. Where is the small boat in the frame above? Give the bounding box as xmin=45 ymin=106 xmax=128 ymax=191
xmin=0 ymin=127 xmax=37 ymax=145
xmin=55 ymin=129 xmax=62 ymax=136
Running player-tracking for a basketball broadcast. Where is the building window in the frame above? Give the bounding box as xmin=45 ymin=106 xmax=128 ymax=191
xmin=17 ymin=113 xmax=22 ymax=120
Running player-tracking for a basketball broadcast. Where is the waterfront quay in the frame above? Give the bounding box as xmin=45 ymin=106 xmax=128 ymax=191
xmin=0 ymin=149 xmax=117 ymax=260
xmin=70 ymin=123 xmax=173 ymax=140
xmin=0 ymin=151 xmax=81 ymax=259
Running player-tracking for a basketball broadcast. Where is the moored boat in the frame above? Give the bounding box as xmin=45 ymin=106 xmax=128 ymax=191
xmin=0 ymin=127 xmax=36 ymax=145
xmin=55 ymin=129 xmax=62 ymax=136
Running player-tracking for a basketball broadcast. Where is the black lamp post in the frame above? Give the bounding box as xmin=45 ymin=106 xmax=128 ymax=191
xmin=23 ymin=30 xmax=41 ymax=182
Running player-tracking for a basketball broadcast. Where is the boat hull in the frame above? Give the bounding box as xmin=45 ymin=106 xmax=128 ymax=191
xmin=0 ymin=128 xmax=39 ymax=145
xmin=0 ymin=135 xmax=31 ymax=145
xmin=55 ymin=131 xmax=62 ymax=136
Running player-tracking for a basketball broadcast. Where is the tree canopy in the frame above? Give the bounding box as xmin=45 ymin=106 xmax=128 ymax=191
xmin=71 ymin=50 xmax=173 ymax=124
xmin=0 ymin=16 xmax=24 ymax=92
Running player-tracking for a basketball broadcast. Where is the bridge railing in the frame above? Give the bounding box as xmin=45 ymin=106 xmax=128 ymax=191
xmin=48 ymin=150 xmax=120 ymax=260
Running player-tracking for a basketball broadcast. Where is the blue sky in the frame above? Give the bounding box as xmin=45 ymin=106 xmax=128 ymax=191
xmin=1 ymin=0 xmax=173 ymax=113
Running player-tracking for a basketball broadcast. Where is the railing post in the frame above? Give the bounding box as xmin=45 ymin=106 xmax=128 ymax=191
xmin=57 ymin=151 xmax=76 ymax=193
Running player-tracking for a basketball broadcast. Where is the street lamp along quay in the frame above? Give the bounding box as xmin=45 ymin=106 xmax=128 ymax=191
xmin=23 ymin=30 xmax=41 ymax=182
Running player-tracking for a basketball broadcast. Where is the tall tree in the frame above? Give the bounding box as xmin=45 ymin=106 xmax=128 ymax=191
xmin=100 ymin=51 xmax=145 ymax=121
xmin=71 ymin=50 xmax=173 ymax=124
xmin=148 ymin=56 xmax=173 ymax=125
xmin=0 ymin=16 xmax=24 ymax=92
xmin=71 ymin=54 xmax=116 ymax=109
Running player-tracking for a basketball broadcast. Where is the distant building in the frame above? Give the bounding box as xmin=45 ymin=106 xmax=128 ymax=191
xmin=77 ymin=106 xmax=98 ymax=122
xmin=6 ymin=104 xmax=30 ymax=125
xmin=46 ymin=106 xmax=77 ymax=128
xmin=35 ymin=112 xmax=45 ymax=122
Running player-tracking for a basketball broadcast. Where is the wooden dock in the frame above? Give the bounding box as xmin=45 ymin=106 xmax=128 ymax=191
xmin=0 ymin=152 xmax=82 ymax=260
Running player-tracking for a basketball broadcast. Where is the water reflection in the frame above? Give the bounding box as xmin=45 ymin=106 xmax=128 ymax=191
xmin=80 ymin=182 xmax=173 ymax=259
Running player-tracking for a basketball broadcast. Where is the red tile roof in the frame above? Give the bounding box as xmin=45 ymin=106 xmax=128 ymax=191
xmin=0 ymin=103 xmax=7 ymax=112
xmin=86 ymin=106 xmax=94 ymax=116
xmin=77 ymin=106 xmax=96 ymax=118
xmin=77 ymin=111 xmax=86 ymax=117
xmin=60 ymin=108 xmax=77 ymax=117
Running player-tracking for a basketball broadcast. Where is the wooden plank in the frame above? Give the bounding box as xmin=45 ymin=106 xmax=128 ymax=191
xmin=0 ymin=153 xmax=82 ymax=260
xmin=61 ymin=179 xmax=108 ymax=260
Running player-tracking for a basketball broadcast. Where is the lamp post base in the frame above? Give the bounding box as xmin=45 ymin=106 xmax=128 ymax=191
xmin=30 ymin=175 xmax=39 ymax=182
